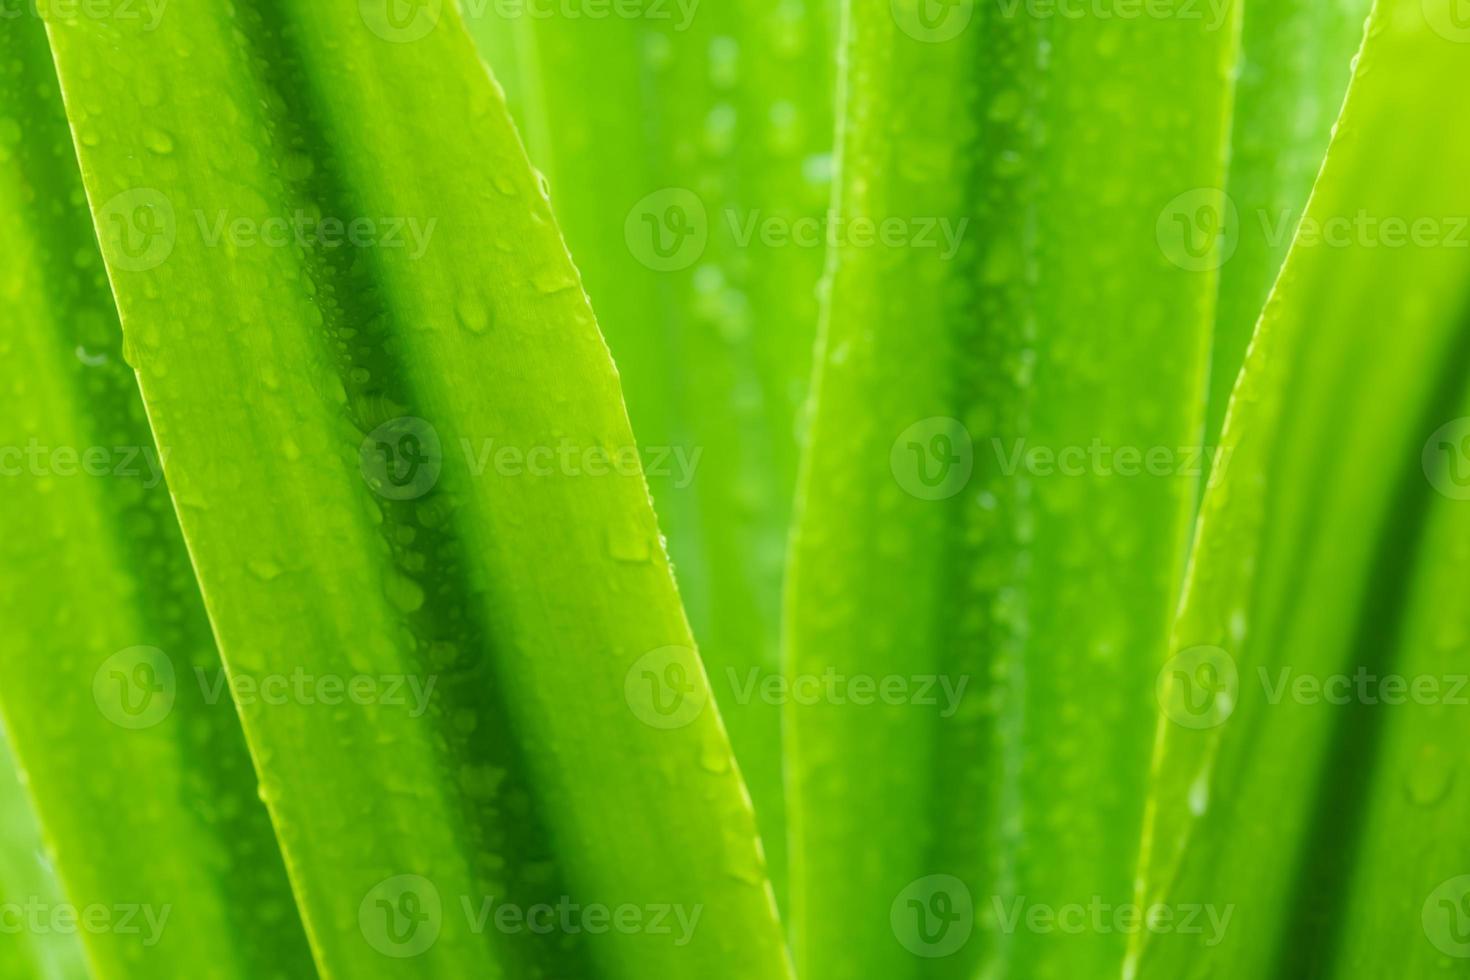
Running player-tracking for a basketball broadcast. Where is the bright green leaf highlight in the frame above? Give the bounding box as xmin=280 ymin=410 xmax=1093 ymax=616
xmin=467 ymin=1 xmax=837 ymax=908
xmin=785 ymin=2 xmax=1239 ymax=976
xmin=0 ymin=17 xmax=315 ymax=978
xmin=1136 ymin=2 xmax=1470 ymax=975
xmin=45 ymin=3 xmax=788 ymax=977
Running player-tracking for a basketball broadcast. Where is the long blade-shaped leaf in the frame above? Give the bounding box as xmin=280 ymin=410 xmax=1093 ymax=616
xmin=784 ymin=1 xmax=1238 ymax=977
xmin=0 ymin=727 xmax=87 ymax=980
xmin=1134 ymin=1 xmax=1470 ymax=974
xmin=466 ymin=2 xmax=837 ymax=906
xmin=45 ymin=3 xmax=787 ymax=977
xmin=0 ymin=16 xmax=314 ymax=977
xmin=1204 ymin=0 xmax=1370 ymax=449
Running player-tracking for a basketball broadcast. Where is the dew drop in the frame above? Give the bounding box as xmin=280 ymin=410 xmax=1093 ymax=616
xmin=456 ymin=298 xmax=493 ymax=335
xmin=248 ymin=559 xmax=282 ymax=581
xmin=143 ymin=128 xmax=175 ymax=155
xmin=1406 ymin=743 xmax=1454 ymax=808
xmin=385 ymin=572 xmax=425 ymax=613
xmin=709 ymin=36 xmax=739 ymax=89
xmin=606 ymin=523 xmax=654 ymax=564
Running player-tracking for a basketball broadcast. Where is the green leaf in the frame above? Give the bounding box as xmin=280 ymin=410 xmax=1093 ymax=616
xmin=784 ymin=1 xmax=1238 ymax=976
xmin=45 ymin=3 xmax=788 ymax=977
xmin=0 ymin=17 xmax=314 ymax=978
xmin=0 ymin=726 xmax=87 ymax=980
xmin=466 ymin=1 xmax=838 ymax=909
xmin=1204 ymin=0 xmax=1370 ymax=451
xmin=1134 ymin=2 xmax=1470 ymax=975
